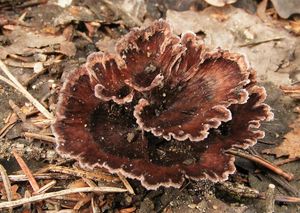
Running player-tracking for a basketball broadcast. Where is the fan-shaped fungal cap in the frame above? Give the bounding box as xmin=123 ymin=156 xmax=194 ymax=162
xmin=52 ymin=20 xmax=273 ymax=190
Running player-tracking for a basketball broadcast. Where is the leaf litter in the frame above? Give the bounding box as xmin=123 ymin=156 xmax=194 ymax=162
xmin=263 ymin=113 xmax=300 ymax=160
xmin=0 ymin=0 xmax=300 ymax=212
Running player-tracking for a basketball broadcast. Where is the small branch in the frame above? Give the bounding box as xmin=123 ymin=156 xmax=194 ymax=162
xmin=274 ymin=158 xmax=300 ymax=166
xmin=0 ymin=75 xmax=20 ymax=90
xmin=265 ymin=184 xmax=275 ymax=213
xmin=38 ymin=165 xmax=119 ymax=183
xmin=238 ymin=38 xmax=283 ymax=47
xmin=0 ymin=60 xmax=53 ymax=120
xmin=226 ymin=149 xmax=294 ymax=181
xmin=0 ymin=187 xmax=127 ymax=209
xmin=23 ymin=132 xmax=56 ymax=143
xmin=274 ymin=195 xmax=300 ymax=203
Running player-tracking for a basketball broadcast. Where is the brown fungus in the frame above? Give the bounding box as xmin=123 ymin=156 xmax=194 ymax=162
xmin=52 ymin=20 xmax=273 ymax=190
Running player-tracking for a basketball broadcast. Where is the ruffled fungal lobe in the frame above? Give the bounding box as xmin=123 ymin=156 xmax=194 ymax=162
xmin=52 ymin=20 xmax=273 ymax=190
xmin=134 ymin=50 xmax=251 ymax=141
xmin=86 ymin=21 xmax=180 ymax=104
xmin=86 ymin=52 xmax=134 ymax=104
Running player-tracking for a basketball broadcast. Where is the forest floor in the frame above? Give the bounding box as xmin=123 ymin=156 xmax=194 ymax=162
xmin=0 ymin=0 xmax=300 ymax=212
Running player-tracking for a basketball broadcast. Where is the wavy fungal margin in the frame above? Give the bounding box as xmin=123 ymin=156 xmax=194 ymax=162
xmin=52 ymin=20 xmax=273 ymax=190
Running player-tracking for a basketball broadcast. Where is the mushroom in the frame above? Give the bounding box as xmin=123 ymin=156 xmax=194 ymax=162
xmin=52 ymin=20 xmax=273 ymax=190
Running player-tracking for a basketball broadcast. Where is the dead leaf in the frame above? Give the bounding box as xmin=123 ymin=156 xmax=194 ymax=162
xmin=263 ymin=115 xmax=300 ymax=159
xmin=95 ymin=36 xmax=117 ymax=53
xmin=166 ymin=6 xmax=297 ymax=86
xmin=102 ymin=0 xmax=146 ymax=27
xmin=270 ymin=0 xmax=300 ymax=19
xmin=1 ymin=184 xmax=21 ymax=200
xmin=0 ymin=28 xmax=66 ymax=59
xmin=53 ymin=6 xmax=96 ymax=26
xmin=59 ymin=41 xmax=76 ymax=57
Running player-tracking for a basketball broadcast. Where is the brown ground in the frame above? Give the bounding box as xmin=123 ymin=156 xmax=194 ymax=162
xmin=0 ymin=0 xmax=300 ymax=212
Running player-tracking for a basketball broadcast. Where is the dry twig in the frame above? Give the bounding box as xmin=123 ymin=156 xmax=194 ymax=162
xmin=275 ymin=158 xmax=300 ymax=166
xmin=265 ymin=184 xmax=276 ymax=213
xmin=0 ymin=164 xmax=13 ymax=211
xmin=0 ymin=60 xmax=53 ymax=120
xmin=38 ymin=165 xmax=119 ymax=183
xmin=23 ymin=132 xmax=56 ymax=143
xmin=238 ymin=38 xmax=283 ymax=47
xmin=226 ymin=149 xmax=294 ymax=181
xmin=0 ymin=187 xmax=127 ymax=209
xmin=12 ymin=150 xmax=40 ymax=192
xmin=0 ymin=173 xmax=70 ymax=182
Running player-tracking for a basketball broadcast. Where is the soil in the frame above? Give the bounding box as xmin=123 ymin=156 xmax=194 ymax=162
xmin=0 ymin=0 xmax=300 ymax=212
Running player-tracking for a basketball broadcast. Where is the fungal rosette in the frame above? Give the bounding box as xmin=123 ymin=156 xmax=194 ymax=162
xmin=52 ymin=20 xmax=273 ymax=190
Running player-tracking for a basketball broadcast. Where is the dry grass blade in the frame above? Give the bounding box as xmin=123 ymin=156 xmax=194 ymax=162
xmin=91 ymin=196 xmax=100 ymax=213
xmin=12 ymin=150 xmax=40 ymax=192
xmin=33 ymin=180 xmax=57 ymax=195
xmin=39 ymin=165 xmax=119 ymax=183
xmin=0 ymin=187 xmax=127 ymax=209
xmin=0 ymin=173 xmax=70 ymax=182
xmin=238 ymin=38 xmax=283 ymax=47
xmin=0 ymin=75 xmax=20 ymax=91
xmin=0 ymin=60 xmax=54 ymax=120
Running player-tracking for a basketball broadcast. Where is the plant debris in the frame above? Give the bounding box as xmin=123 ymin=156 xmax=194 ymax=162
xmin=0 ymin=0 xmax=300 ymax=212
xmin=263 ymin=106 xmax=300 ymax=161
